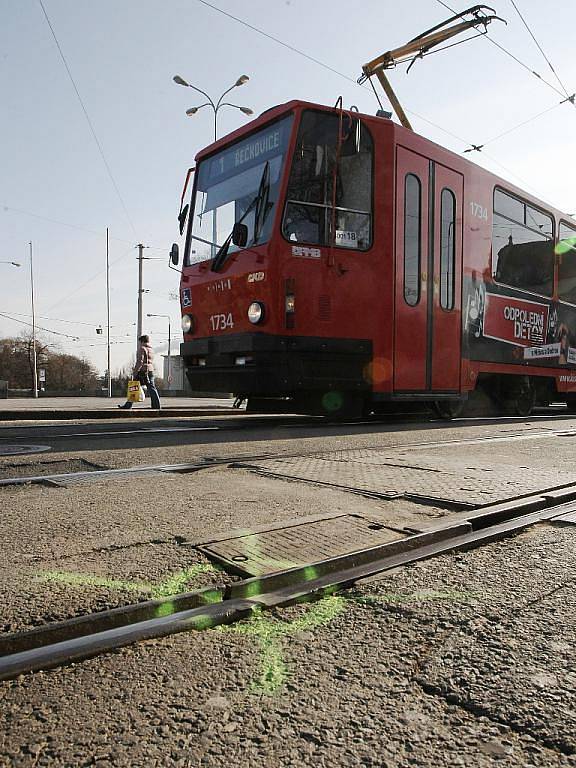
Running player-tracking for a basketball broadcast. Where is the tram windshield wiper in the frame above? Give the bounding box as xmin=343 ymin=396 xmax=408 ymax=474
xmin=211 ymin=161 xmax=270 ymax=273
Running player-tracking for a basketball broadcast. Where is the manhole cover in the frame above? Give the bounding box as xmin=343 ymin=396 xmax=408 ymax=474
xmin=198 ymin=515 xmax=403 ymax=576
xmin=0 ymin=445 xmax=51 ymax=457
xmin=237 ymin=451 xmax=576 ymax=508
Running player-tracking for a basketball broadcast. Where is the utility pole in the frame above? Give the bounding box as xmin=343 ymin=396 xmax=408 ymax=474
xmin=106 ymin=228 xmax=112 ymax=398
xmin=29 ymin=241 xmax=38 ymax=399
xmin=136 ymin=243 xmax=145 ymax=353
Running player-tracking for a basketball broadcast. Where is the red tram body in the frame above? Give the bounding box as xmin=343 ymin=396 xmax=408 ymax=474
xmin=176 ymin=100 xmax=576 ymax=416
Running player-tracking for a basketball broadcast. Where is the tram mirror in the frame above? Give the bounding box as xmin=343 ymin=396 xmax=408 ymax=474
xmin=232 ymin=222 xmax=248 ymax=247
xmin=178 ymin=204 xmax=189 ymax=236
xmin=170 ymin=243 xmax=180 ymax=265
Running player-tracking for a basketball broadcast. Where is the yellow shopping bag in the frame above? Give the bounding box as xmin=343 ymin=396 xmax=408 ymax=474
xmin=126 ymin=379 xmax=145 ymax=403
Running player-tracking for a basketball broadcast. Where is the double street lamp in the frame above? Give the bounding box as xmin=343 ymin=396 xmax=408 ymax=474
xmin=172 ymin=74 xmax=254 ymax=256
xmin=146 ymin=313 xmax=172 ymax=386
xmin=2 ymin=252 xmax=38 ymax=397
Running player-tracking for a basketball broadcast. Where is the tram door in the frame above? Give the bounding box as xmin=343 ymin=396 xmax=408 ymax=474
xmin=393 ymin=146 xmax=463 ymax=392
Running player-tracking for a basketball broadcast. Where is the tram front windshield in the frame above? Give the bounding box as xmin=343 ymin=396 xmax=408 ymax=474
xmin=186 ymin=115 xmax=293 ymax=264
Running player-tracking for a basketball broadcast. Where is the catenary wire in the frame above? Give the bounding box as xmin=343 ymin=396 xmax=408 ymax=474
xmin=1 ymin=205 xmax=135 ymax=246
xmin=43 ymin=245 xmax=136 ymax=314
xmin=481 ymin=101 xmax=566 ymax=147
xmin=194 ymin=0 xmax=555 ymax=194
xmin=509 ymin=0 xmax=572 ymax=100
xmin=0 ymin=312 xmax=84 ymax=340
xmin=435 ymin=0 xmax=573 ymax=102
xmin=37 ymin=0 xmax=139 ymax=237
xmin=3 ymin=312 xmax=138 ymax=330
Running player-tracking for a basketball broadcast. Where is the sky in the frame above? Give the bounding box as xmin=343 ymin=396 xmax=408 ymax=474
xmin=1 ymin=0 xmax=575 ymax=376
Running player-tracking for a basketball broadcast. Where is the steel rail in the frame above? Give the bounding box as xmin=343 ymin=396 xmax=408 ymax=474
xmin=1 ymin=489 xmax=575 ymax=681
xmin=2 ymin=424 xmax=575 ymax=487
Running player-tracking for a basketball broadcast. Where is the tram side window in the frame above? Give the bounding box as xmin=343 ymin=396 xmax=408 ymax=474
xmin=404 ymin=174 xmax=421 ymax=306
xmin=558 ymin=221 xmax=576 ymax=304
xmin=282 ymin=110 xmax=373 ymax=250
xmin=492 ymin=189 xmax=554 ymax=297
xmin=440 ymin=188 xmax=456 ymax=310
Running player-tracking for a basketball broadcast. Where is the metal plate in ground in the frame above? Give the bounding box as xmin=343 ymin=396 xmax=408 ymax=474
xmin=198 ymin=514 xmax=403 ymax=576
xmin=236 ymin=451 xmax=576 ymax=508
xmin=0 ymin=467 xmax=165 ymax=487
xmin=551 ymin=510 xmax=576 ymax=525
xmin=0 ymin=445 xmax=51 ymax=457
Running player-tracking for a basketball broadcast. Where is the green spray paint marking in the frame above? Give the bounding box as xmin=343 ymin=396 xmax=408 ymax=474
xmin=40 ymin=563 xmax=218 ymax=599
xmin=219 ymin=589 xmax=480 ymax=694
xmin=220 ymin=596 xmax=347 ymax=694
xmin=40 ymin=563 xmax=480 ymax=695
xmin=40 ymin=571 xmax=146 ymax=594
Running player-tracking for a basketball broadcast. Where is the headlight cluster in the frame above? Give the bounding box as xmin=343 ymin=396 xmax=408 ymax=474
xmin=247 ymin=302 xmax=265 ymax=324
xmin=181 ymin=314 xmax=194 ymax=333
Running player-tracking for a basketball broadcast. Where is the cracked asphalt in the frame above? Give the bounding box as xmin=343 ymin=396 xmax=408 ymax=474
xmin=1 ymin=413 xmax=576 ymax=766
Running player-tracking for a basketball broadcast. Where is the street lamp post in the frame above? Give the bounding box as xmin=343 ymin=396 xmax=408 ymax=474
xmin=29 ymin=242 xmax=38 ymax=399
xmin=173 ymin=74 xmax=253 ymax=257
xmin=146 ymin=314 xmax=172 ymax=388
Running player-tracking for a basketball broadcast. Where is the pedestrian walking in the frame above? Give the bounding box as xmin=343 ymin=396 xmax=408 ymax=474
xmin=118 ymin=335 xmax=161 ymax=410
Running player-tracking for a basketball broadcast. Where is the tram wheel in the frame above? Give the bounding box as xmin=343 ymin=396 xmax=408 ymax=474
xmin=433 ymin=399 xmax=465 ymax=420
xmin=510 ymin=377 xmax=535 ymax=417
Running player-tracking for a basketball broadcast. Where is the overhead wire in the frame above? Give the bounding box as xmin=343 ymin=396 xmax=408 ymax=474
xmin=433 ymin=0 xmax=574 ymax=159
xmin=195 ymin=0 xmax=360 ymax=86
xmin=508 ymin=0 xmax=572 ymax=101
xmin=1 ymin=204 xmax=135 ymax=245
xmin=0 ymin=311 xmax=83 ymax=340
xmin=435 ymin=0 xmax=574 ymax=103
xmin=194 ymin=0 xmax=552 ymax=194
xmin=43 ymin=244 xmax=135 ymax=314
xmin=480 ymin=101 xmax=566 ymax=148
xmin=4 ymin=312 xmax=137 ymax=332
xmin=37 ymin=0 xmax=139 ymax=238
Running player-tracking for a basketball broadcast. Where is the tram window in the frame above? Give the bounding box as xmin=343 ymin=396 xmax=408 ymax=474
xmin=558 ymin=221 xmax=576 ymax=304
xmin=494 ymin=189 xmax=524 ymax=222
xmin=403 ymin=174 xmax=421 ymax=306
xmin=440 ymin=188 xmax=456 ymax=310
xmin=492 ymin=189 xmax=554 ymax=297
xmin=526 ymin=206 xmax=554 ymax=238
xmin=282 ymin=110 xmax=373 ymax=250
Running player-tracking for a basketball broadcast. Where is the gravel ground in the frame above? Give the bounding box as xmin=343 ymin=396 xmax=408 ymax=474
xmin=2 ymin=415 xmax=576 ymax=765
xmin=0 ymin=469 xmax=446 ymax=634
xmin=1 ymin=525 xmax=575 ymax=767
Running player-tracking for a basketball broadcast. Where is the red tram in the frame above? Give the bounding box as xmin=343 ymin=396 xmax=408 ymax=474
xmin=171 ymin=99 xmax=576 ymax=417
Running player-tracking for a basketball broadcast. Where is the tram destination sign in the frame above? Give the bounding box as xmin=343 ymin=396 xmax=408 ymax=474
xmin=200 ymin=116 xmax=292 ymax=188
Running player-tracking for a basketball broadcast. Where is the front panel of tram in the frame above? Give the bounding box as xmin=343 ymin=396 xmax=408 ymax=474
xmin=179 ymin=115 xmax=294 ymax=392
xmin=277 ymin=109 xmax=376 ymax=411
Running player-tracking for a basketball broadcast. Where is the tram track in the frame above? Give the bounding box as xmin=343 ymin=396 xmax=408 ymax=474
xmin=0 ymin=422 xmax=575 ymax=487
xmin=0 ymin=408 xmax=572 ymax=451
xmin=1 ymin=488 xmax=575 ymax=682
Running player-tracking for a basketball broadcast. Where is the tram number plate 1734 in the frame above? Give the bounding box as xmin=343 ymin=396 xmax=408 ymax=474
xmin=210 ymin=313 xmax=234 ymax=331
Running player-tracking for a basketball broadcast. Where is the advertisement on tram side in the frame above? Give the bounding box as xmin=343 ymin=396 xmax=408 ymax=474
xmin=465 ymin=279 xmax=576 ymax=368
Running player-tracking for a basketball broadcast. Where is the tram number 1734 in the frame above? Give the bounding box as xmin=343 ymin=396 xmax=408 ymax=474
xmin=209 ymin=313 xmax=234 ymax=332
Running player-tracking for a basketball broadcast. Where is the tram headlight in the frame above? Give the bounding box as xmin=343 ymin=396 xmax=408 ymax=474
xmin=247 ymin=301 xmax=265 ymax=324
xmin=181 ymin=314 xmax=194 ymax=333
